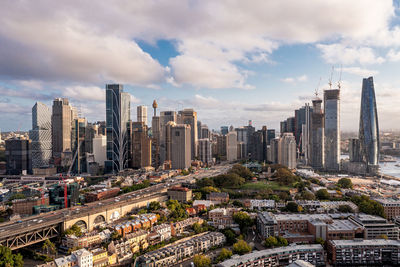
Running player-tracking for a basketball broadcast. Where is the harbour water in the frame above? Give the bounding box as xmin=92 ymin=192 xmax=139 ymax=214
xmin=379 ymin=157 xmax=400 ymax=178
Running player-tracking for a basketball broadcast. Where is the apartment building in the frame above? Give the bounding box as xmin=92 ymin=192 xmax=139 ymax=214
xmin=349 ymin=214 xmax=399 ymax=240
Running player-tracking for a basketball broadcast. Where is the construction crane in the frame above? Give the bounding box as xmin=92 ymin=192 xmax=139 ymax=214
xmin=337 ymin=64 xmax=343 ymax=90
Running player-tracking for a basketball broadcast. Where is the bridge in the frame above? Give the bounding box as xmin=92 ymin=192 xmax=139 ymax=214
xmin=0 ymin=183 xmax=171 ymax=250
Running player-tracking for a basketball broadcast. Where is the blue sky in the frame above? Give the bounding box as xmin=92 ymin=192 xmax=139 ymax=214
xmin=1 ymin=0 xmax=400 ymax=132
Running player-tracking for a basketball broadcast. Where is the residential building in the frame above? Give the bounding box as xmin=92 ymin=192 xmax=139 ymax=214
xmin=105 ymin=84 xmax=131 ymax=173
xmin=178 ymin=109 xmax=198 ymax=160
xmin=375 ymin=199 xmax=400 ymax=220
xmin=349 ymin=214 xmax=399 ymax=240
xmin=92 ymin=134 xmax=106 ymax=167
xmin=167 ymin=122 xmax=191 ymax=169
xmin=217 ymin=244 xmax=325 ymax=267
xmin=207 ymin=192 xmax=229 ymax=203
xmin=153 ymin=223 xmax=171 ymax=242
xmin=159 ymin=111 xmax=177 ymax=164
xmin=328 ymin=239 xmax=400 ymax=266
xmin=74 ymin=248 xmax=93 ymax=267
xmin=226 ymin=131 xmax=238 ymax=162
xmin=29 ymin=102 xmax=52 ymax=169
xmin=198 ymin=138 xmax=212 ymax=164
xmin=131 ymin=122 xmax=152 ymax=169
xmin=278 ymin=133 xmax=297 ymax=169
xmin=167 ymin=186 xmax=192 ymax=202
xmin=137 ymin=232 xmax=225 ymax=267
xmin=171 ymin=217 xmax=204 ymax=235
xmin=310 ymin=97 xmax=324 ymax=169
xmin=208 ymin=208 xmax=239 ymax=229
xmin=91 ymin=248 xmax=108 ymax=267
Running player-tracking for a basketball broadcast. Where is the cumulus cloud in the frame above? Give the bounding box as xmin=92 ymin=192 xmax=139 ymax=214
xmin=281 ymin=75 xmax=308 ymax=83
xmin=341 ymin=67 xmax=378 ymax=77
xmin=317 ymin=44 xmax=385 ymax=65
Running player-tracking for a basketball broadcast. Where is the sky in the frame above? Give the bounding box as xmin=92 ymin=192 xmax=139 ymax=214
xmin=1 ymin=0 xmax=400 ymax=132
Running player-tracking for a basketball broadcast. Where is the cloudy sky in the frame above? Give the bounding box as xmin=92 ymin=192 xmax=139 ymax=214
xmin=1 ymin=0 xmax=400 ymax=132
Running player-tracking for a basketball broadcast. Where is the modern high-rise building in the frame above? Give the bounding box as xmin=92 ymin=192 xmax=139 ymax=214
xmin=71 ymin=118 xmax=88 ymax=174
xmin=266 ymin=129 xmax=276 ymax=145
xmin=310 ymin=97 xmax=324 ymax=169
xmin=105 ymin=84 xmax=131 ymax=173
xmin=92 ymin=135 xmax=106 ymax=167
xmin=167 ymin=122 xmax=191 ymax=169
xmin=300 ymin=104 xmax=312 ymax=165
xmin=359 ymin=77 xmax=379 ymax=167
xmin=29 ymin=102 xmax=52 ymax=169
xmin=159 ymin=111 xmax=177 ymax=164
xmin=178 ymin=109 xmax=198 ymax=160
xmin=137 ymin=105 xmax=148 ymax=125
xmin=221 ymin=126 xmax=229 ymax=135
xmin=131 ymin=122 xmax=152 ymax=169
xmin=226 ymin=131 xmax=238 ymax=162
xmin=198 ymin=139 xmax=212 ymax=164
xmin=324 ymin=89 xmax=340 ymax=171
xmin=278 ymin=133 xmax=297 ymax=169
xmin=52 ymin=98 xmax=73 ymax=162
xmin=5 ymin=138 xmax=32 ymax=175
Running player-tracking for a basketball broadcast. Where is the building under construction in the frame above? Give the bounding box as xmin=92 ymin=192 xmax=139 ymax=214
xmin=49 ymin=182 xmax=80 ymax=208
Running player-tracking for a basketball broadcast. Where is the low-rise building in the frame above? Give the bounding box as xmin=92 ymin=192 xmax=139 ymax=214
xmin=375 ymin=198 xmax=400 ymax=220
xmin=246 ymin=199 xmax=275 ymax=210
xmin=171 ymin=217 xmax=204 ymax=236
xmin=62 ymin=232 xmax=102 ymax=249
xmin=207 ymin=192 xmax=229 ymax=203
xmin=152 ymin=223 xmax=171 ymax=242
xmin=91 ymin=248 xmax=108 ymax=267
xmin=217 ymin=244 xmax=325 ymax=267
xmin=85 ymin=188 xmax=120 ymax=203
xmin=208 ymin=208 xmax=239 ymax=229
xmin=167 ymin=186 xmax=192 ymax=202
xmin=349 ymin=214 xmax=399 ymax=240
xmin=137 ymin=232 xmax=225 ymax=267
xmin=52 ymin=248 xmax=93 ymax=267
xmin=328 ymin=239 xmax=400 ymax=266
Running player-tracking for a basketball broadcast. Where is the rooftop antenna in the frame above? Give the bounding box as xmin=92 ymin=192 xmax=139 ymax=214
xmin=328 ymin=66 xmax=334 ymax=89
xmin=337 ymin=64 xmax=343 ymax=90
xmin=315 ymin=77 xmax=322 ymax=98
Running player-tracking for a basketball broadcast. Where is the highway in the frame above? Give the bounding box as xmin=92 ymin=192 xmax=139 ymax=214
xmin=0 ymin=163 xmax=232 ymax=244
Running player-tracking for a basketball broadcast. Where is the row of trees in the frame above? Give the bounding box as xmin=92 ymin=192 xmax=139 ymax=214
xmin=0 ymin=246 xmax=23 ymax=267
xmin=264 ymin=236 xmax=288 ymax=248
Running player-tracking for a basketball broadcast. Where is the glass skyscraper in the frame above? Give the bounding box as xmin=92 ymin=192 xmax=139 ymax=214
xmin=105 ymin=84 xmax=131 ymax=173
xmin=359 ymin=77 xmax=379 ymax=166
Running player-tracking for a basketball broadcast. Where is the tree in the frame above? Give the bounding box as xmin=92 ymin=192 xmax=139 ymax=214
xmin=264 ymin=236 xmax=278 ymax=248
xmin=338 ymin=205 xmax=353 ymax=213
xmin=193 ymin=192 xmax=202 ymax=200
xmin=216 ymin=248 xmax=232 ymax=262
xmin=233 ymin=240 xmax=252 ymax=255
xmin=0 ymin=246 xmax=23 ymax=267
xmin=196 ymin=177 xmax=215 ymax=188
xmin=111 ymin=231 xmax=121 ymax=241
xmin=274 ymin=168 xmax=299 ymax=186
xmin=200 ymin=186 xmax=220 ymax=194
xmin=296 ymin=191 xmax=315 ymax=200
xmin=337 ymin=178 xmax=353 ymax=189
xmin=315 ymin=237 xmax=325 ymax=246
xmin=42 ymin=239 xmax=56 ymax=255
xmin=286 ymin=202 xmax=300 ymax=212
xmin=233 ymin=212 xmax=253 ymax=231
xmin=229 ymin=164 xmax=254 ymax=180
xmin=277 ymin=236 xmax=288 ymax=247
xmin=222 ymin=229 xmax=237 ymax=245
xmin=193 ymin=255 xmax=211 ymax=267
xmin=351 ymin=195 xmax=385 ymax=218
xmin=148 ymin=201 xmax=161 ymax=212
xmin=64 ymin=224 xmax=82 ymax=237
xmin=315 ymin=189 xmax=330 ymax=200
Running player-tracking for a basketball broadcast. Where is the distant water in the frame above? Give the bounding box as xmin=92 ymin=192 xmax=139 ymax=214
xmin=379 ymin=157 xmax=400 ymax=178
xmin=341 ymin=154 xmax=400 ymax=178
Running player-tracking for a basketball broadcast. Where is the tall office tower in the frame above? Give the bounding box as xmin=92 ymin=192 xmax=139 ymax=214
xmin=250 ymin=130 xmax=263 ymax=161
xmin=105 ymin=84 xmax=131 ymax=173
xmin=245 ymin=124 xmax=255 ymax=158
xmin=267 ymin=129 xmax=276 ymax=145
xmin=324 ymin=89 xmax=340 ymax=171
xmin=92 ymin=134 xmax=107 ymax=167
xmin=268 ymin=138 xmax=280 ymax=163
xmin=72 ymin=118 xmax=88 ymax=173
xmin=300 ymin=104 xmax=312 ymax=164
xmin=52 ymin=98 xmax=72 ymax=162
xmin=216 ymin=134 xmax=227 ymax=160
xmin=235 ymin=127 xmax=248 ymax=157
xmin=286 ymin=117 xmax=296 ymax=134
xmin=131 ymin=122 xmax=152 ymax=168
xmin=349 ymin=138 xmax=362 ymax=162
xmin=310 ymin=97 xmax=325 ymax=169
xmin=159 ymin=111 xmax=177 ymax=164
xmin=29 ymin=102 xmax=52 ymax=169
xmin=221 ymin=126 xmax=229 ymax=135
xmin=262 ymin=126 xmax=268 ymax=162
xmin=201 ymin=125 xmax=210 ymax=140
xmin=167 ymin=122 xmax=191 ymax=169
xmin=197 ymin=121 xmax=202 ymax=139
xmin=198 ymin=139 xmax=212 ymax=164
xmin=6 ymin=138 xmax=32 ymax=175
xmin=226 ymin=131 xmax=238 ymax=162
xmin=278 ymin=133 xmax=297 ymax=169
xmin=178 ymin=109 xmax=198 ymax=160
xmin=359 ymin=77 xmax=379 ymax=166
xmin=137 ymin=105 xmax=148 ymax=125
xmin=280 ymin=121 xmax=287 ymax=135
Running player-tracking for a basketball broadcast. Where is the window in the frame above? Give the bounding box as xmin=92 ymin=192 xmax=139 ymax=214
xmin=175 ymin=131 xmax=180 ymax=136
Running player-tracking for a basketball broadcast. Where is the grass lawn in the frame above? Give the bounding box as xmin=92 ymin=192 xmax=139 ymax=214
xmin=240 ymin=181 xmax=291 ymax=191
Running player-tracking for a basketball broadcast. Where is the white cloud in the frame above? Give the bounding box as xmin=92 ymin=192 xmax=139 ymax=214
xmin=386 ymin=49 xmax=400 ymax=62
xmin=63 ymin=86 xmax=105 ymax=102
xmin=281 ymin=75 xmax=308 ymax=83
xmin=317 ymin=44 xmax=385 ymax=65
xmin=341 ymin=67 xmax=378 ymax=77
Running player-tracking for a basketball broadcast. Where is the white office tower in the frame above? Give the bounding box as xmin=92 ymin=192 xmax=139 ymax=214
xmin=92 ymin=135 xmax=107 ymax=167
xmin=324 ymin=89 xmax=340 ymax=171
xmin=226 ymin=130 xmax=238 ymax=162
xmin=278 ymin=133 xmax=297 ymax=169
xmin=29 ymin=102 xmax=52 ymax=168
xmin=198 ymin=139 xmax=212 ymax=164
xmin=137 ymin=105 xmax=148 ymax=125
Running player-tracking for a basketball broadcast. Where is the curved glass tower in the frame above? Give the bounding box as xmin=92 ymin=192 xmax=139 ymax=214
xmin=359 ymin=77 xmax=379 ymax=166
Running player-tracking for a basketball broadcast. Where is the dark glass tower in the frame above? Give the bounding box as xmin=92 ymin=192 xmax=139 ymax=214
xmin=359 ymin=77 xmax=379 ymax=166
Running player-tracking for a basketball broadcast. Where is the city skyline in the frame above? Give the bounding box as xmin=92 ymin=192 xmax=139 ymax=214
xmin=1 ymin=1 xmax=400 ymax=131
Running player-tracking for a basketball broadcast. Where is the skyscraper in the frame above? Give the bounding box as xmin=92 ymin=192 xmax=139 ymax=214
xmin=167 ymin=122 xmax=191 ymax=169
xmin=72 ymin=117 xmax=88 ymax=173
xmin=52 ymin=98 xmax=73 ymax=163
xmin=324 ymin=89 xmax=340 ymax=171
xmin=137 ymin=105 xmax=148 ymax=125
xmin=29 ymin=102 xmax=52 ymax=168
xmin=105 ymin=84 xmax=131 ymax=173
xmin=226 ymin=130 xmax=238 ymax=162
xmin=310 ymin=97 xmax=324 ymax=169
xmin=359 ymin=77 xmax=379 ymax=166
xmin=159 ymin=111 xmax=177 ymax=164
xmin=198 ymin=139 xmax=212 ymax=164
xmin=178 ymin=109 xmax=198 ymax=160
xmin=278 ymin=133 xmax=297 ymax=169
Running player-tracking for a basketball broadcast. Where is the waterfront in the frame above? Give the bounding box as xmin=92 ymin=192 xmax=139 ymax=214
xmin=380 ymin=157 xmax=400 ymax=178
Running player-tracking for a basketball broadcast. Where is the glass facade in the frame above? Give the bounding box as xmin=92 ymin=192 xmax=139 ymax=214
xmin=359 ymin=77 xmax=379 ymax=166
